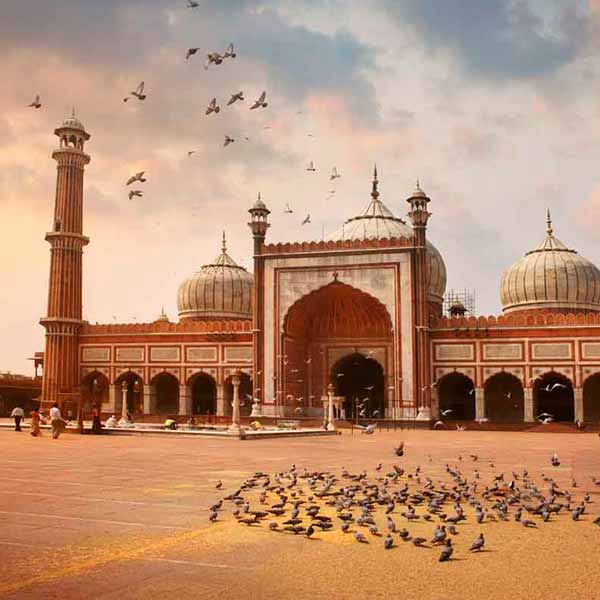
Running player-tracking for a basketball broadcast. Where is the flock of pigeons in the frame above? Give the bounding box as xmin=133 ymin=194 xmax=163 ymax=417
xmin=27 ymin=0 xmax=345 ymax=227
xmin=205 ymin=442 xmax=600 ymax=564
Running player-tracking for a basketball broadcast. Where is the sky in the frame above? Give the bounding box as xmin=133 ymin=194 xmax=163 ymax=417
xmin=2 ymin=0 xmax=600 ymax=375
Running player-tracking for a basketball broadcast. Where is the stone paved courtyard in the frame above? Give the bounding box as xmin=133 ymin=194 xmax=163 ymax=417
xmin=0 ymin=429 xmax=599 ymax=599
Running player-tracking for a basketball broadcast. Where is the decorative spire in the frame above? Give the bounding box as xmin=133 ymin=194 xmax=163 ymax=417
xmin=371 ymin=164 xmax=379 ymax=200
xmin=72 ymin=107 xmax=76 ymax=118
xmin=546 ymin=208 xmax=553 ymax=236
xmin=222 ymin=230 xmax=227 ymax=254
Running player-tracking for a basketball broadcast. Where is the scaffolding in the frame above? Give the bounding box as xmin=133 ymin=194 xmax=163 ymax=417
xmin=444 ymin=289 xmax=476 ymax=317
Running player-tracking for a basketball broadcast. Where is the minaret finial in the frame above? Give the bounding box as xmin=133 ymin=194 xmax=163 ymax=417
xmin=371 ymin=164 xmax=379 ymax=200
xmin=72 ymin=107 xmax=76 ymax=118
xmin=222 ymin=230 xmax=227 ymax=253
xmin=546 ymin=208 xmax=553 ymax=236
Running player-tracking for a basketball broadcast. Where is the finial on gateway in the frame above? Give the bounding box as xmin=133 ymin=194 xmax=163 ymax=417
xmin=546 ymin=208 xmax=553 ymax=236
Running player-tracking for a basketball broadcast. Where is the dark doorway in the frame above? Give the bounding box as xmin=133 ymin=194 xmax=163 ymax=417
xmin=484 ymin=373 xmax=524 ymax=423
xmin=583 ymin=374 xmax=600 ymax=422
xmin=191 ymin=374 xmax=216 ymax=414
xmin=534 ymin=372 xmax=574 ymax=422
xmin=438 ymin=372 xmax=475 ymax=420
xmin=153 ymin=373 xmax=179 ymax=415
xmin=333 ymin=353 xmax=385 ymax=419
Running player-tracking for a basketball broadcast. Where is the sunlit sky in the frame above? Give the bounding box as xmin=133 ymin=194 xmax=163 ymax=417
xmin=2 ymin=0 xmax=600 ymax=374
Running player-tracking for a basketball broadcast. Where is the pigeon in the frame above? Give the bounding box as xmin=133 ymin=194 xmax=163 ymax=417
xmin=223 ymin=43 xmax=236 ymax=59
xmin=284 ymin=204 xmax=293 ymax=214
xmin=224 ymin=135 xmax=235 ymax=147
xmin=126 ymin=171 xmax=146 ymax=186
xmin=356 ymin=424 xmax=376 ymax=435
xmin=441 ymin=409 xmax=453 ymax=417
xmin=187 ymin=151 xmax=196 ymax=157
xmin=398 ymin=528 xmax=410 ymax=541
xmin=551 ymin=453 xmax=560 ymax=467
xmin=128 ymin=190 xmax=143 ymax=200
xmin=301 ymin=214 xmax=311 ymax=225
xmin=186 ymin=48 xmax=200 ymax=60
xmin=187 ymin=0 xmax=199 ymax=7
xmin=438 ymin=540 xmax=453 ymax=562
xmin=305 ymin=525 xmax=315 ymax=538
xmin=227 ymin=91 xmax=244 ymax=105
xmin=215 ymin=480 xmax=223 ymax=490
xmin=306 ymin=161 xmax=316 ymax=172
xmin=206 ymin=98 xmax=220 ymax=115
xmin=384 ymin=534 xmax=394 ymax=549
xmin=412 ymin=537 xmax=427 ymax=547
xmin=269 ymin=522 xmax=278 ymax=531
xmin=250 ymin=91 xmax=268 ymax=110
xmin=208 ymin=510 xmax=218 ymax=522
xmin=204 ymin=52 xmax=224 ymax=69
xmin=593 ymin=516 xmax=600 ymax=527
xmin=469 ymin=533 xmax=485 ymax=552
xmin=353 ymin=531 xmax=368 ymax=544
xmin=394 ymin=442 xmax=405 ymax=457
xmin=28 ymin=94 xmax=41 ymax=109
xmin=124 ymin=81 xmax=146 ymax=102
xmin=330 ymin=166 xmax=341 ymax=180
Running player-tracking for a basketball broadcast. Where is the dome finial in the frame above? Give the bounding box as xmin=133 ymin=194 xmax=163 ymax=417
xmin=371 ymin=164 xmax=379 ymax=200
xmin=72 ymin=107 xmax=76 ymax=118
xmin=546 ymin=208 xmax=553 ymax=236
xmin=222 ymin=230 xmax=227 ymax=253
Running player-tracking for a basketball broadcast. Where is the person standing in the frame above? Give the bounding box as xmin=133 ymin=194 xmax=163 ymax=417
xmin=91 ymin=406 xmax=102 ymax=434
xmin=10 ymin=406 xmax=24 ymax=431
xmin=50 ymin=403 xmax=66 ymax=439
xmin=30 ymin=408 xmax=42 ymax=437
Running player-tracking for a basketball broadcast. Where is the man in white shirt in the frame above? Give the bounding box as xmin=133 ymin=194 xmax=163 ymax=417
xmin=49 ymin=403 xmax=66 ymax=439
xmin=10 ymin=406 xmax=24 ymax=431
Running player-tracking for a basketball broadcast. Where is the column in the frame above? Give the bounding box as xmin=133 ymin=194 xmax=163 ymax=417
xmin=574 ymin=388 xmax=584 ymax=423
xmin=216 ymin=384 xmax=225 ymax=416
xmin=107 ymin=384 xmax=117 ymax=412
xmin=326 ymin=383 xmax=336 ymax=431
xmin=179 ymin=384 xmax=192 ymax=416
xmin=119 ymin=381 xmax=133 ymax=426
xmin=229 ymin=372 xmax=242 ymax=433
xmin=475 ymin=388 xmax=485 ymax=421
xmin=430 ymin=387 xmax=439 ymax=420
xmin=524 ymin=387 xmax=534 ymax=422
xmin=143 ymin=384 xmax=152 ymax=414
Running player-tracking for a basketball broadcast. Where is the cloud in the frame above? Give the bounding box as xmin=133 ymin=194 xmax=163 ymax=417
xmin=383 ymin=0 xmax=590 ymax=81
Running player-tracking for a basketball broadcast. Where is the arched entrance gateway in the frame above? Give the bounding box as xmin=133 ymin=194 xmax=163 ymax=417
xmin=190 ymin=373 xmax=217 ymax=415
xmin=152 ymin=373 xmax=179 ymax=415
xmin=534 ymin=372 xmax=574 ymax=422
xmin=332 ymin=353 xmax=384 ymax=419
xmin=484 ymin=372 xmax=524 ymax=423
xmin=583 ymin=373 xmax=600 ymax=422
xmin=437 ymin=372 xmax=475 ymax=421
xmin=282 ymin=281 xmax=394 ymax=419
xmin=115 ymin=372 xmax=144 ymax=414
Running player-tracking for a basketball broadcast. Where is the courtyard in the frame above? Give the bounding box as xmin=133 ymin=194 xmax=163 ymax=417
xmin=0 ymin=429 xmax=599 ymax=599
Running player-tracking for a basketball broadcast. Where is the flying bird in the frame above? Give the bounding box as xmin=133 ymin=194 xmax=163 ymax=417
xmin=441 ymin=409 xmax=453 ymax=417
xmin=187 ymin=151 xmax=196 ymax=157
xmin=204 ymin=52 xmax=224 ymax=69
xmin=306 ymin=161 xmax=316 ymax=172
xmin=301 ymin=214 xmax=311 ymax=225
xmin=187 ymin=0 xmax=199 ymax=7
xmin=206 ymin=98 xmax=220 ymax=115
xmin=284 ymin=204 xmax=293 ymax=214
xmin=250 ymin=91 xmax=268 ymax=110
xmin=224 ymin=135 xmax=235 ymax=147
xmin=126 ymin=171 xmax=146 ymax=186
xmin=223 ymin=43 xmax=237 ymax=59
xmin=227 ymin=91 xmax=244 ymax=105
xmin=123 ymin=81 xmax=146 ymax=102
xmin=330 ymin=166 xmax=341 ymax=180
xmin=186 ymin=48 xmax=200 ymax=60
xmin=128 ymin=190 xmax=143 ymax=200
xmin=28 ymin=94 xmax=41 ymax=109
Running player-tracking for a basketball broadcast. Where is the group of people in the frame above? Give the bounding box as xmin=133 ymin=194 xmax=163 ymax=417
xmin=10 ymin=403 xmax=68 ymax=438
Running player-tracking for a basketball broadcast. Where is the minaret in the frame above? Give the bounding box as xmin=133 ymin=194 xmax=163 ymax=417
xmin=40 ymin=112 xmax=91 ymax=410
xmin=407 ymin=181 xmax=433 ymax=420
xmin=248 ymin=194 xmax=270 ymax=414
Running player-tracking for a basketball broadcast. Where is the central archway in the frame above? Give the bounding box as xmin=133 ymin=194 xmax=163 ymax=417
xmin=152 ymin=373 xmax=179 ymax=415
xmin=484 ymin=372 xmax=524 ymax=423
xmin=332 ymin=353 xmax=384 ymax=419
xmin=190 ymin=373 xmax=216 ymax=415
xmin=282 ymin=281 xmax=394 ymax=416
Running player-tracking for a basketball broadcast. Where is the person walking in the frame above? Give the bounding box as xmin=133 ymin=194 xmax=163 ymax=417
xmin=10 ymin=406 xmax=24 ymax=431
xmin=50 ymin=403 xmax=66 ymax=439
xmin=30 ymin=408 xmax=42 ymax=437
xmin=91 ymin=406 xmax=103 ymax=434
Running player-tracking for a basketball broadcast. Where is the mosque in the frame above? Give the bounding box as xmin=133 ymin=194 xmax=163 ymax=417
xmin=39 ymin=114 xmax=600 ymax=425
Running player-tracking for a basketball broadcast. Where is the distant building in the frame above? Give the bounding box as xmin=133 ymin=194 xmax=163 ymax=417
xmin=38 ymin=115 xmax=600 ymax=424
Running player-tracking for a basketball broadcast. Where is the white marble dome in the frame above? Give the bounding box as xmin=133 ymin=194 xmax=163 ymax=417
xmin=177 ymin=235 xmax=253 ymax=320
xmin=500 ymin=212 xmax=600 ymax=314
xmin=326 ymin=176 xmax=447 ymax=304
